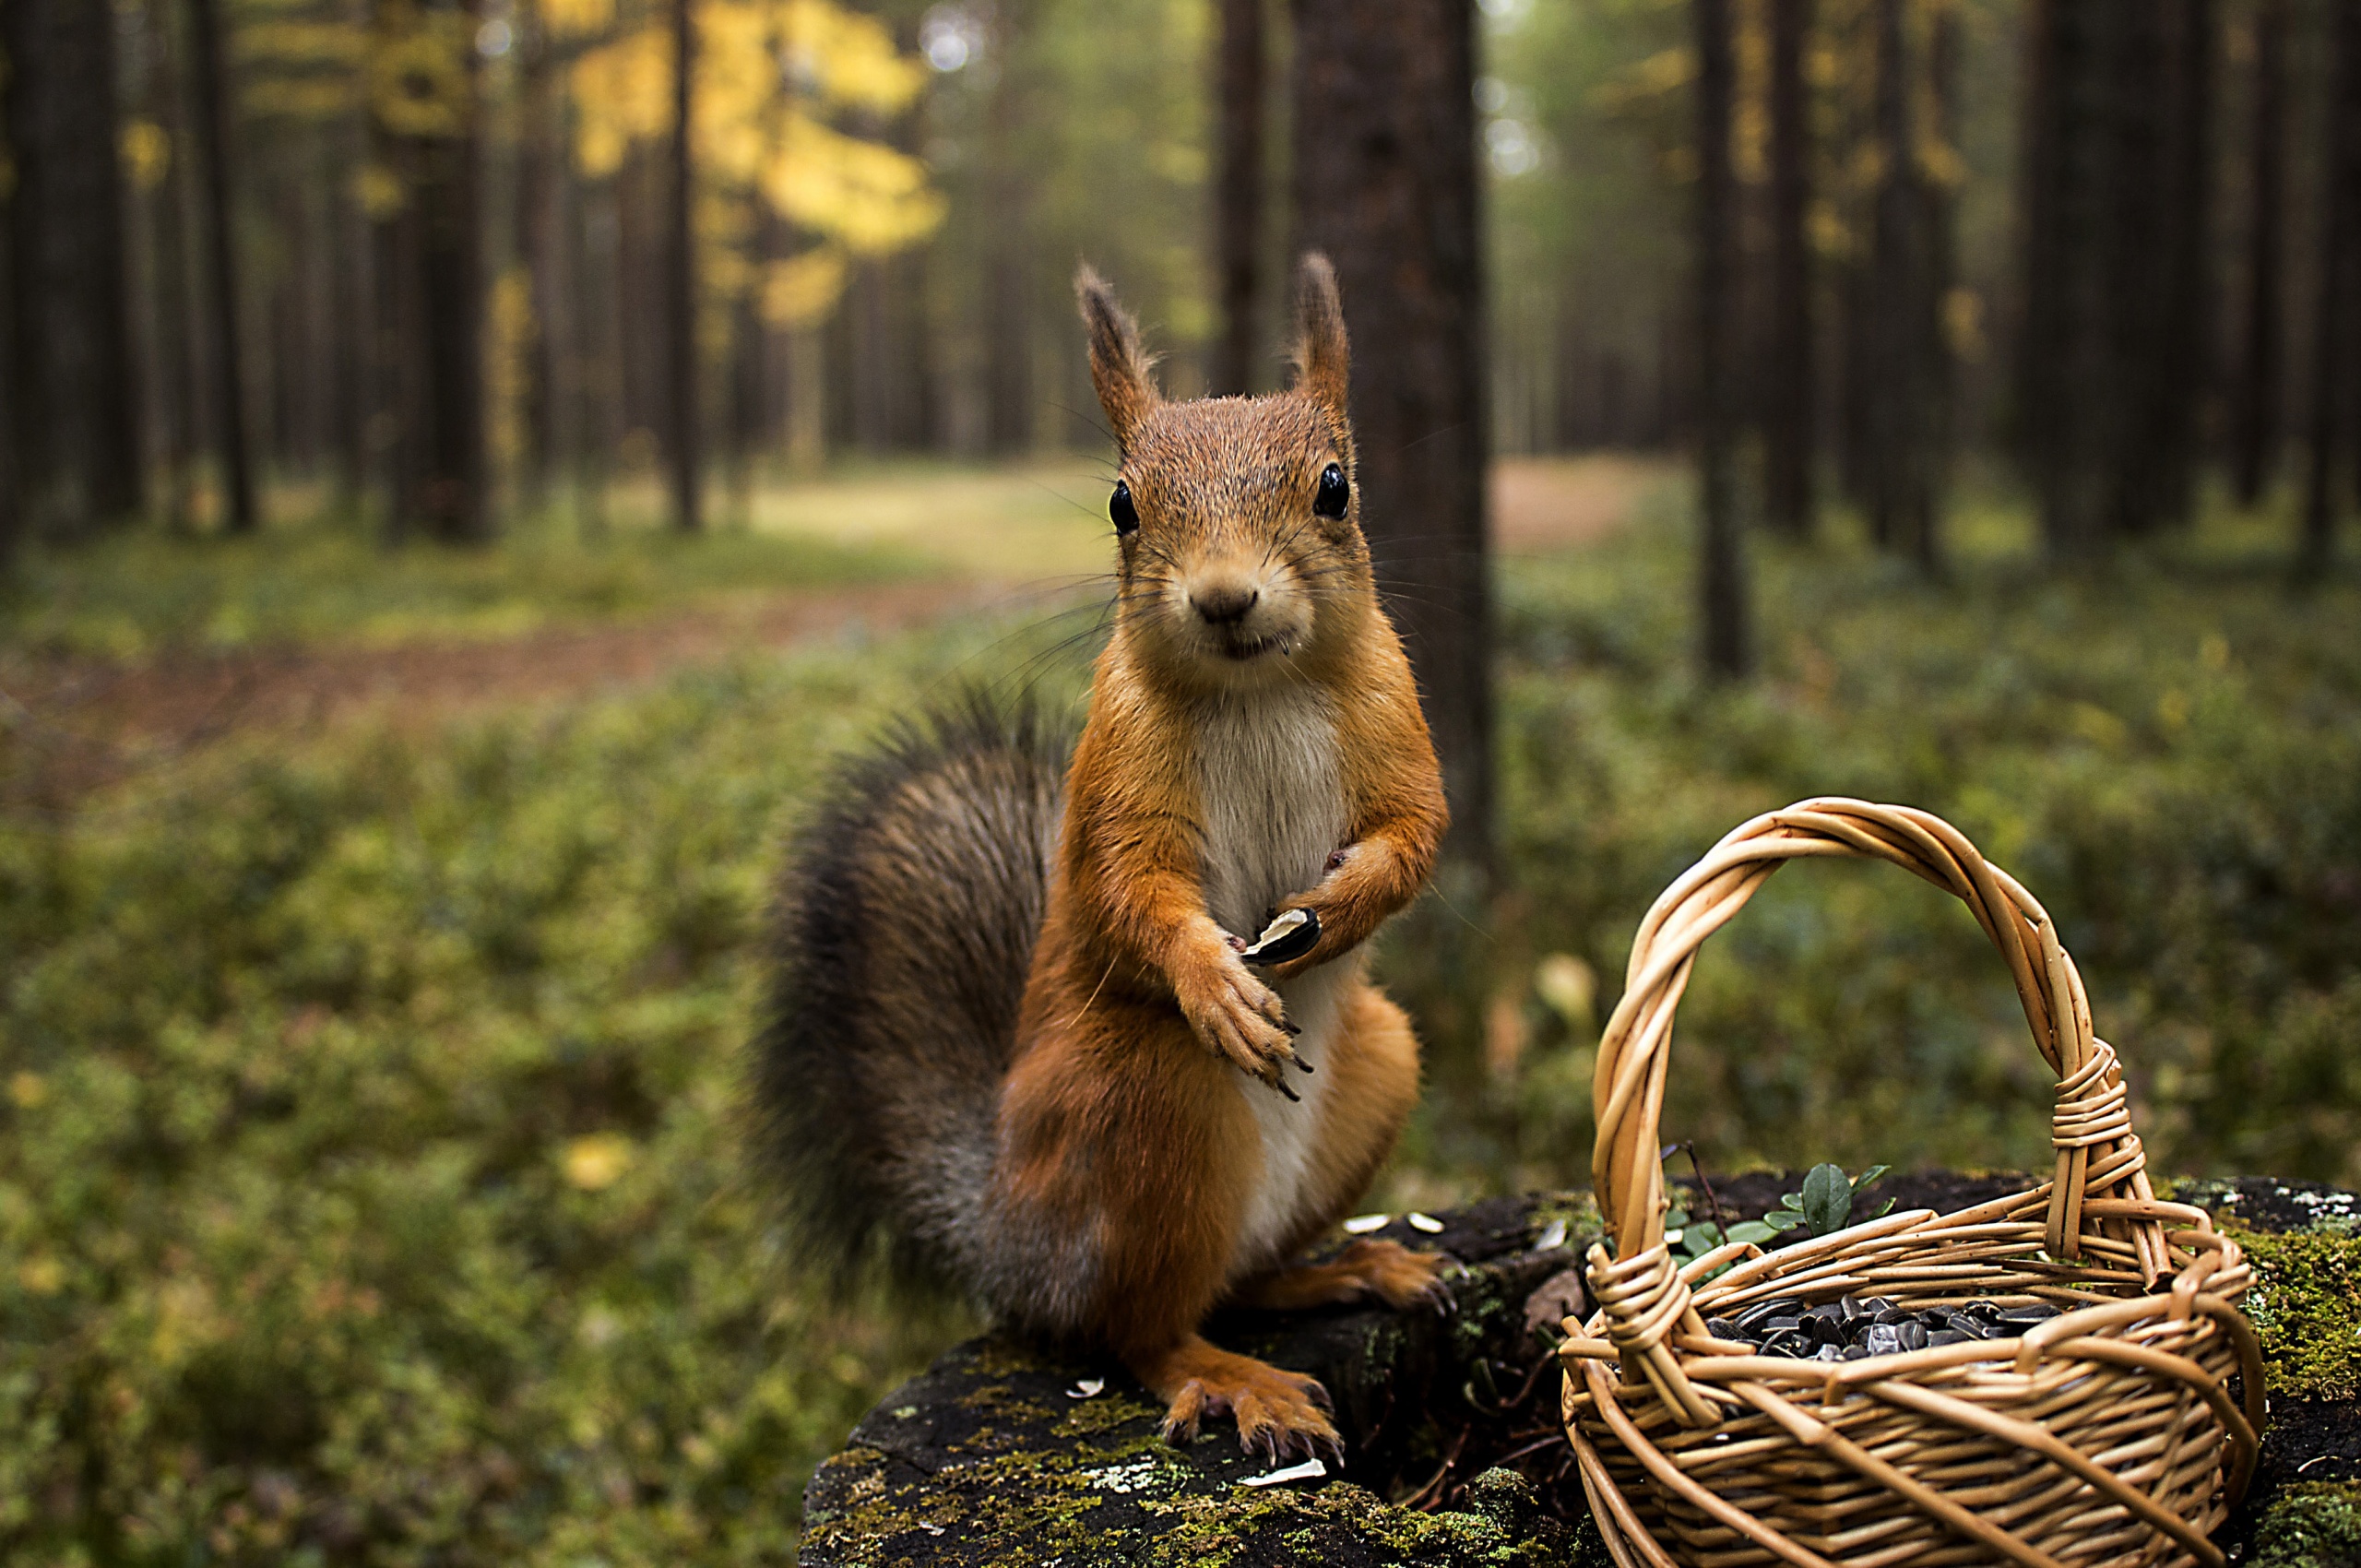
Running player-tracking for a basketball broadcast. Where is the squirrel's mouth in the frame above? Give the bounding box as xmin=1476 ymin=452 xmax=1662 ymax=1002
xmin=1216 ymin=632 xmax=1293 ymax=661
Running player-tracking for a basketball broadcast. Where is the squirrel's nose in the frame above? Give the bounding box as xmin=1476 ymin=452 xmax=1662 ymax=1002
xmin=1192 ymin=584 xmax=1259 ymax=626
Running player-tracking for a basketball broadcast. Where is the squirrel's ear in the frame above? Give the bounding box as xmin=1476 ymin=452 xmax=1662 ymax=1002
xmin=1289 ymin=253 xmax=1350 ymax=422
xmin=1074 ymin=265 xmax=1159 ymax=447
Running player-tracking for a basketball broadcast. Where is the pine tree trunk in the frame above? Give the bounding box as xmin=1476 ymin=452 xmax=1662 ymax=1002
xmin=146 ymin=0 xmax=201 ymax=533
xmin=518 ymin=0 xmax=560 ymax=512
xmin=416 ymin=120 xmax=487 ymax=543
xmin=5 ymin=0 xmax=145 ymax=536
xmin=186 ymin=0 xmax=255 ymax=531
xmin=1921 ymin=0 xmax=1961 ymax=553
xmin=1211 ymin=0 xmax=1264 ymax=396
xmin=667 ymin=0 xmax=702 ymax=530
xmin=0 ymin=164 xmax=17 ymax=565
xmin=331 ymin=99 xmax=373 ymax=514
xmin=1693 ymin=0 xmax=1749 ymax=678
xmin=2302 ymin=0 xmax=2361 ymax=572
xmin=1292 ymin=0 xmax=1492 ymax=866
xmin=1867 ymin=0 xmax=1924 ymax=559
xmin=980 ymin=3 xmax=1033 ymax=456
xmin=2149 ymin=0 xmax=2215 ymax=531
xmin=2231 ymin=0 xmax=2288 ymax=509
xmin=373 ymin=0 xmax=487 ymax=545
xmin=1763 ymin=0 xmax=1814 ymax=538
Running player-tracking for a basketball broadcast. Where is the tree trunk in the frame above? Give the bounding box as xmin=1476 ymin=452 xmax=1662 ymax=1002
xmin=1211 ymin=0 xmax=1264 ymax=396
xmin=2011 ymin=0 xmax=2125 ymax=557
xmin=4 ymin=0 xmax=145 ymax=536
xmin=1868 ymin=0 xmax=1928 ymax=562
xmin=186 ymin=0 xmax=255 ymax=531
xmin=143 ymin=0 xmax=201 ymax=533
xmin=1921 ymin=0 xmax=1961 ymax=549
xmin=2149 ymin=0 xmax=2215 ymax=531
xmin=518 ymin=0 xmax=562 ymax=512
xmin=1693 ymin=0 xmax=1749 ymax=678
xmin=2302 ymin=0 xmax=2361 ymax=572
xmin=1293 ymin=0 xmax=1491 ymax=870
xmin=374 ymin=0 xmax=487 ymax=545
xmin=2231 ymin=0 xmax=2288 ymax=509
xmin=980 ymin=3 xmax=1033 ymax=455
xmin=1763 ymin=0 xmax=1814 ymax=539
xmin=667 ymin=0 xmax=702 ymax=530
xmin=0 ymin=156 xmax=17 ymax=567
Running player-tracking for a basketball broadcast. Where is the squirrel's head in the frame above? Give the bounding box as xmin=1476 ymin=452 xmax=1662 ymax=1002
xmin=1076 ymin=254 xmax=1367 ymax=693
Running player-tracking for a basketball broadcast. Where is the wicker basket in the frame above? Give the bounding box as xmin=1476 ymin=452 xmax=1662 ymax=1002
xmin=1559 ymin=800 xmax=2265 ymax=1568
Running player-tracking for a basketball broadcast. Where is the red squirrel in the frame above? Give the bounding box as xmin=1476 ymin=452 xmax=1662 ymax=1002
xmin=754 ymin=255 xmax=1450 ymax=1463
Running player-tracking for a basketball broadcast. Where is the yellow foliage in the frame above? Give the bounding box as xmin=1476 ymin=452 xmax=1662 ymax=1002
xmin=120 ymin=120 xmax=171 ymax=193
xmin=1596 ymin=46 xmax=1693 ymax=117
xmin=486 ymin=267 xmax=539 ymax=474
xmin=246 ymin=77 xmax=362 ymax=120
xmin=569 ymin=27 xmax=670 ymax=177
xmin=568 ymin=0 xmax=943 ymax=294
xmin=234 ymin=19 xmax=368 ymax=70
xmin=777 ymin=0 xmax=924 ymax=113
xmin=541 ymin=0 xmax=616 ymax=42
xmin=762 ymin=115 xmax=942 ymax=255
xmin=370 ymin=7 xmax=473 ymax=139
xmin=760 ymin=249 xmax=846 ymax=327
xmin=353 ymin=162 xmax=408 ymax=219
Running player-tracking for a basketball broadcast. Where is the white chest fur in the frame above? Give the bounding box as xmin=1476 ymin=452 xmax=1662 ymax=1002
xmin=1192 ymin=689 xmax=1352 ymax=1277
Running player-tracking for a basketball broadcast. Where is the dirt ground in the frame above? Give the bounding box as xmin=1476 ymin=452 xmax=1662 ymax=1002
xmin=0 ymin=457 xmax=1665 ymax=808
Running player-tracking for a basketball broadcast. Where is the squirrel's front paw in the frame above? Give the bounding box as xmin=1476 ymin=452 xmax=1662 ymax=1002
xmin=1177 ymin=949 xmax=1302 ymax=1098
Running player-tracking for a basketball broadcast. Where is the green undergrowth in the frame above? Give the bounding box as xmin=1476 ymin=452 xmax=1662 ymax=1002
xmin=2231 ymin=1229 xmax=2361 ymax=1402
xmin=0 ymin=616 xmax=1086 ymax=1563
xmin=2251 ymin=1483 xmax=2361 ymax=1568
xmin=1394 ymin=488 xmax=2361 ymax=1194
xmin=1 ymin=503 xmax=931 ymax=659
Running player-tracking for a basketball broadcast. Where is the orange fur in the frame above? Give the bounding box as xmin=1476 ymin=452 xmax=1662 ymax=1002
xmin=996 ymin=255 xmax=1448 ymax=1459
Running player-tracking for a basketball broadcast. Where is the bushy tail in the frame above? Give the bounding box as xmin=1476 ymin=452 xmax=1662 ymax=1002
xmin=750 ymin=691 xmax=1070 ymax=1297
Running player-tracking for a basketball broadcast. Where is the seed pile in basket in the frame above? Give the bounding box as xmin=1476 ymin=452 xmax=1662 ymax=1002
xmin=1703 ymin=1294 xmax=2061 ymax=1360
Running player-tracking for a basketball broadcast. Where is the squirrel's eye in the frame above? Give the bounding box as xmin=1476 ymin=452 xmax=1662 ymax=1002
xmin=1314 ymin=464 xmax=1349 ymax=519
xmin=1110 ymin=481 xmax=1139 ymax=537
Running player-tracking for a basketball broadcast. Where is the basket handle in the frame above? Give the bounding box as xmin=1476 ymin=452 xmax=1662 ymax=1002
xmin=1591 ymin=799 xmax=2167 ymax=1281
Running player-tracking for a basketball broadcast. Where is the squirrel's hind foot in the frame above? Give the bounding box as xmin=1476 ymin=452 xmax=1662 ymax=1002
xmin=1234 ymin=1238 xmax=1455 ymax=1316
xmin=1143 ymin=1337 xmax=1343 ymax=1467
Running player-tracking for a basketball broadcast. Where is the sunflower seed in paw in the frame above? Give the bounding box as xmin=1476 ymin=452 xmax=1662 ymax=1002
xmin=1240 ymin=909 xmax=1321 ymax=966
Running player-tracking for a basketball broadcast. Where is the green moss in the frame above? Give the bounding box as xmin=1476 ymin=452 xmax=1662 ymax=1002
xmin=2233 ymin=1229 xmax=2361 ymax=1400
xmin=1528 ymin=1193 xmax=1603 ymax=1244
xmin=1141 ymin=1479 xmax=1566 ymax=1568
xmin=2251 ymin=1483 xmax=2361 ymax=1568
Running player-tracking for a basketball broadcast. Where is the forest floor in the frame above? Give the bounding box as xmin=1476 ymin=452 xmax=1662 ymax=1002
xmin=0 ymin=454 xmax=1655 ymax=807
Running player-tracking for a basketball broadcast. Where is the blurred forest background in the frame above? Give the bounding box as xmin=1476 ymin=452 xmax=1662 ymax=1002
xmin=5 ymin=0 xmax=2361 ymax=1561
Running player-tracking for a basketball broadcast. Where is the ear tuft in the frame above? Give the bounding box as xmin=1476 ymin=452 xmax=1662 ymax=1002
xmin=1289 ymin=253 xmax=1350 ymax=420
xmin=1074 ymin=264 xmax=1159 ymax=447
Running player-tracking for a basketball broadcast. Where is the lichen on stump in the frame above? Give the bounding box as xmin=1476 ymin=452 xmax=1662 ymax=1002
xmin=797 ymin=1178 xmax=2361 ymax=1566
xmin=799 ymin=1196 xmax=1597 ymax=1566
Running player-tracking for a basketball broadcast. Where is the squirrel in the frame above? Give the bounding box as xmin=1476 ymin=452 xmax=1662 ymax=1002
xmin=753 ymin=254 xmax=1450 ymax=1464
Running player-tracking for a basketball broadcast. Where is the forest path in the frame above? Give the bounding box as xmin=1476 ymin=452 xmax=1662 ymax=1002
xmin=2 ymin=457 xmax=1663 ymax=808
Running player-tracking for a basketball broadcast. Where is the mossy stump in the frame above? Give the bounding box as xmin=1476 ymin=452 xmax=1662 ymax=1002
xmin=798 ymin=1178 xmax=2361 ymax=1567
